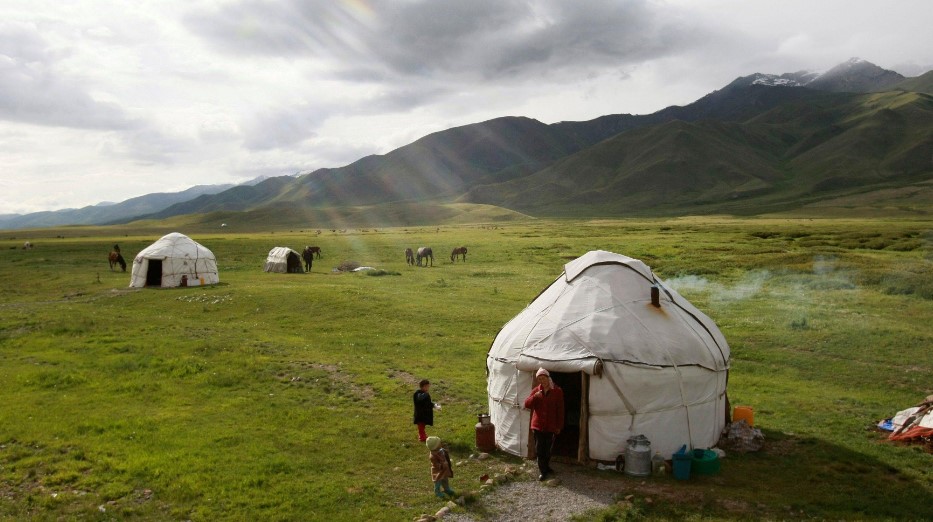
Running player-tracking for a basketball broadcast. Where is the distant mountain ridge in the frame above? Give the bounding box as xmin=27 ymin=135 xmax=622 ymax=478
xmin=0 ymin=184 xmax=237 ymax=230
xmin=0 ymin=174 xmax=298 ymax=230
xmin=3 ymin=58 xmax=930 ymax=229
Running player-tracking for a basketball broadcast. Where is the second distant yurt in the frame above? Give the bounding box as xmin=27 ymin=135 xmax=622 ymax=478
xmin=129 ymin=233 xmax=219 ymax=288
xmin=264 ymin=247 xmax=304 ymax=273
xmin=487 ymin=250 xmax=730 ymax=462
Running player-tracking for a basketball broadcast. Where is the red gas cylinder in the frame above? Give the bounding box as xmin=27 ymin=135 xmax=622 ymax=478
xmin=475 ymin=414 xmax=496 ymax=452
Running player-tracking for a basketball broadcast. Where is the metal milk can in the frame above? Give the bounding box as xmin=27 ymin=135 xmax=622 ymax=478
xmin=623 ymin=434 xmax=652 ymax=477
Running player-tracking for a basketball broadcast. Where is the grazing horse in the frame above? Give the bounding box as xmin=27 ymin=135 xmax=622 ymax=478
xmin=405 ymin=248 xmax=415 ymax=266
xmin=108 ymin=251 xmax=126 ymax=272
xmin=416 ymin=247 xmax=434 ymax=267
xmin=302 ymin=246 xmax=315 ymax=272
xmin=450 ymin=246 xmax=468 ymax=262
xmin=22 ymin=241 xmax=33 ymax=250
xmin=306 ymin=246 xmax=322 ymax=259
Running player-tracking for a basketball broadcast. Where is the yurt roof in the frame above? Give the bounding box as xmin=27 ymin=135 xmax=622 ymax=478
xmin=266 ymin=246 xmax=300 ymax=259
xmin=136 ymin=233 xmax=215 ymax=260
xmin=488 ymin=250 xmax=729 ymax=373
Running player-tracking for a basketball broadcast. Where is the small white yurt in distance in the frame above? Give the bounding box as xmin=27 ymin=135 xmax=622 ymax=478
xmin=264 ymin=247 xmax=304 ymax=273
xmin=487 ymin=250 xmax=730 ymax=462
xmin=129 ymin=233 xmax=219 ymax=288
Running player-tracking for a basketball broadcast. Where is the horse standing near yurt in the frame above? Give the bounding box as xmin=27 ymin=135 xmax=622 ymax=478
xmin=306 ymin=246 xmax=322 ymax=259
xmin=405 ymin=248 xmax=415 ymax=266
xmin=450 ymin=246 xmax=468 ymax=262
xmin=302 ymin=246 xmax=315 ymax=272
xmin=417 ymin=247 xmax=434 ymax=267
xmin=108 ymin=250 xmax=126 ymax=272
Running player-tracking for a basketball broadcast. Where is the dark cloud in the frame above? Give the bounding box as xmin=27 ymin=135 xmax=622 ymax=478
xmin=0 ymin=22 xmax=135 ymax=130
xmin=241 ymin=104 xmax=333 ymax=151
xmin=361 ymin=84 xmax=451 ymax=113
xmin=185 ymin=0 xmax=704 ymax=82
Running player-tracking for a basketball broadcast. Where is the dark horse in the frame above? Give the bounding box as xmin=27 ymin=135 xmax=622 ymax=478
xmin=108 ymin=250 xmax=126 ymax=272
xmin=450 ymin=246 xmax=468 ymax=262
xmin=302 ymin=246 xmax=315 ymax=272
xmin=306 ymin=246 xmax=322 ymax=259
xmin=405 ymin=248 xmax=416 ymax=266
xmin=416 ymin=247 xmax=433 ymax=267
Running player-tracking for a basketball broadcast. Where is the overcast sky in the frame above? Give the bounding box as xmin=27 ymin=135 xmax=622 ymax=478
xmin=2 ymin=0 xmax=931 ymax=214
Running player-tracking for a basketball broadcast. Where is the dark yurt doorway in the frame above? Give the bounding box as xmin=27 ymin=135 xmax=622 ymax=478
xmin=551 ymin=371 xmax=586 ymax=460
xmin=145 ymin=260 xmax=162 ymax=287
xmin=286 ymin=251 xmax=303 ymax=273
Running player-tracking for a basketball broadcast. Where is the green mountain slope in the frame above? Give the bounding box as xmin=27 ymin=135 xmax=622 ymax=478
xmin=463 ymin=90 xmax=933 ymax=215
xmin=284 ymin=116 xmax=593 ymax=206
xmin=890 ymin=71 xmax=933 ymax=95
xmin=143 ymin=176 xmax=296 ymax=219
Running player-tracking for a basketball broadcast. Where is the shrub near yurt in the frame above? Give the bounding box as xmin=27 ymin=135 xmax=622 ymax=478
xmin=264 ymin=247 xmax=304 ymax=274
xmin=487 ymin=250 xmax=730 ymax=462
xmin=129 ymin=233 xmax=219 ymax=288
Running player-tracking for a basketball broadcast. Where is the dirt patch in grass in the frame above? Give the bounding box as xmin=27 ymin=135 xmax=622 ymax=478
xmin=387 ymin=369 xmax=420 ymax=387
xmin=278 ymin=361 xmax=376 ymax=400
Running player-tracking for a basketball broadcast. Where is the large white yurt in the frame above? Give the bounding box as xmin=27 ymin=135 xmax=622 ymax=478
xmin=263 ymin=247 xmax=304 ymax=273
xmin=129 ymin=233 xmax=219 ymax=288
xmin=486 ymin=250 xmax=730 ymax=462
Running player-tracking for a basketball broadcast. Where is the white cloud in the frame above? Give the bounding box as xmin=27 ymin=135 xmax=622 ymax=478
xmin=0 ymin=0 xmax=932 ymax=214
xmin=0 ymin=22 xmax=135 ymax=130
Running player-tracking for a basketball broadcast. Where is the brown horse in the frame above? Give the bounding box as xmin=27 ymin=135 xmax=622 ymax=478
xmin=108 ymin=251 xmax=126 ymax=272
xmin=405 ymin=248 xmax=415 ymax=266
xmin=302 ymin=246 xmax=315 ymax=272
xmin=306 ymin=246 xmax=322 ymax=259
xmin=416 ymin=247 xmax=433 ymax=267
xmin=450 ymin=246 xmax=467 ymax=262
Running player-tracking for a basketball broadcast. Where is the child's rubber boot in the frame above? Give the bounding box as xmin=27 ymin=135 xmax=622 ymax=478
xmin=444 ymin=488 xmax=457 ymax=498
xmin=434 ymin=482 xmax=445 ymax=499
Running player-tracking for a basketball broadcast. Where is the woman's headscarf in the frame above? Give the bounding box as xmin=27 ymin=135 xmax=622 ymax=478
xmin=535 ymin=367 xmax=556 ymax=389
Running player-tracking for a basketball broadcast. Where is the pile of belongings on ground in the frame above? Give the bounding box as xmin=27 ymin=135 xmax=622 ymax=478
xmin=718 ymin=420 xmax=764 ymax=453
xmin=878 ymin=395 xmax=933 ymax=446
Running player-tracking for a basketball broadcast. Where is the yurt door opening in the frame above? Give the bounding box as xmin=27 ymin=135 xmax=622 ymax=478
xmin=287 ymin=252 xmax=302 ymax=273
xmin=528 ymin=371 xmax=589 ymax=463
xmin=145 ymin=260 xmax=162 ymax=287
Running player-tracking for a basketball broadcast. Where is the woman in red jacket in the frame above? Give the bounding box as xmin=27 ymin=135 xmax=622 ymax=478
xmin=524 ymin=368 xmax=564 ymax=481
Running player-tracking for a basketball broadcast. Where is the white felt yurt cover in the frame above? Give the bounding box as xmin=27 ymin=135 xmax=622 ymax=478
xmin=129 ymin=233 xmax=219 ymax=288
xmin=264 ymin=247 xmax=303 ymax=273
xmin=487 ymin=250 xmax=730 ymax=461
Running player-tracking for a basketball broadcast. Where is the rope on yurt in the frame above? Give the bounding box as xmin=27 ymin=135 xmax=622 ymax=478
xmin=599 ymin=369 xmax=637 ymax=431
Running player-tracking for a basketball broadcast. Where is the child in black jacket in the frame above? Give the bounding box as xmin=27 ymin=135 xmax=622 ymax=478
xmin=413 ymin=379 xmax=436 ymax=442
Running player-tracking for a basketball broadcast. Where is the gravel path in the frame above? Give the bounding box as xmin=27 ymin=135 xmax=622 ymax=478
xmin=445 ymin=463 xmax=618 ymax=522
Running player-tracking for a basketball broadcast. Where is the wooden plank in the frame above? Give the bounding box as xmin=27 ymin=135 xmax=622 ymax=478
xmin=578 ymin=372 xmax=590 ymax=463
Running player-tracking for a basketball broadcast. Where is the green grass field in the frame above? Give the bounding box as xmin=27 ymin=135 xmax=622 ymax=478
xmin=1 ymin=217 xmax=931 ymax=520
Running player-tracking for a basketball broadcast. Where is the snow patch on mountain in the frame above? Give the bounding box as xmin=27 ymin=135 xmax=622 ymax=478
xmin=743 ymin=58 xmax=900 ymax=91
xmin=751 ymin=74 xmax=805 ymax=87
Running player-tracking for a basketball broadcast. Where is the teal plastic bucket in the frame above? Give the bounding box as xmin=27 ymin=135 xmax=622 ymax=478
xmin=672 ymin=445 xmax=692 ymax=480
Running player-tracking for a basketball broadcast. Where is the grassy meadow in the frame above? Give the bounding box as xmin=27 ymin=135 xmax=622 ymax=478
xmin=1 ymin=217 xmax=931 ymax=521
